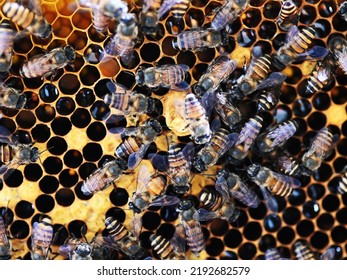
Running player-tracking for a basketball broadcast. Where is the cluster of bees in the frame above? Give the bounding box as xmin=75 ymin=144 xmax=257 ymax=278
xmin=0 ymin=0 xmax=346 ymax=260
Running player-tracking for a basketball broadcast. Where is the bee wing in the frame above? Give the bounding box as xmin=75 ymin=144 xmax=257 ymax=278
xmin=223 ymin=133 xmax=239 ymax=153
xmin=215 ymin=175 xmax=231 ymax=200
xmin=260 ymin=186 xmax=278 ymax=213
xmin=285 ymin=25 xmax=299 ymax=43
xmin=171 ymin=81 xmax=190 ymax=91
xmin=120 ymin=50 xmax=135 ymax=67
xmin=117 ymin=127 xmax=141 ymax=136
xmin=157 ymin=0 xmax=182 ymax=18
xmin=106 ymin=80 xmax=128 ymax=94
xmin=170 ymin=225 xmax=186 ymax=256
xmin=197 ymin=208 xmax=218 ymax=221
xmin=173 ymin=99 xmax=186 ymax=120
xmin=0 ymin=126 xmax=15 ymax=145
xmin=58 ymin=243 xmax=76 ymax=258
xmin=0 ymin=165 xmax=19 ymax=184
xmin=200 ymin=91 xmax=216 ymax=118
xmin=182 ymin=142 xmax=195 ymax=162
xmin=148 ymin=153 xmax=170 ymax=173
xmin=134 ymin=164 xmax=151 ymax=194
xmin=272 ymin=171 xmax=301 ymax=188
xmin=230 ymin=181 xmax=260 ymax=208
xmin=255 ymin=72 xmax=287 ymax=91
xmin=128 ymin=144 xmax=150 ymax=170
xmin=319 ymin=248 xmax=335 ymax=260
xmin=130 ymin=213 xmax=142 ymax=239
xmin=295 ymin=46 xmax=329 ymax=62
xmin=28 ymin=0 xmax=43 ymax=15
xmin=142 ymin=0 xmax=155 ymax=12
xmin=149 ymin=195 xmax=180 ymax=207
xmin=81 ymin=167 xmax=116 ymax=195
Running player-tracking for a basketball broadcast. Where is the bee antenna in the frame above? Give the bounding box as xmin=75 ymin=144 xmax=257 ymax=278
xmin=40 ymin=145 xmax=55 ymax=154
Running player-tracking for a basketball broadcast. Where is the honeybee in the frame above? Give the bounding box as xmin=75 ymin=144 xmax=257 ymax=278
xmin=172 ymin=28 xmax=228 ymax=52
xmin=78 ymin=0 xmax=128 ymax=20
xmin=59 ymin=236 xmax=94 ymax=260
xmin=91 ymin=8 xmax=111 ymax=34
xmin=277 ymin=0 xmax=300 ymax=32
xmin=20 ymin=45 xmax=76 ymax=79
xmin=0 ymin=21 xmax=15 ymax=72
xmin=211 ymin=0 xmax=249 ymax=31
xmin=0 ymin=214 xmax=11 ymax=260
xmin=328 ymin=35 xmax=347 ymax=76
xmin=105 ymin=13 xmax=138 ymax=66
xmin=149 ymin=141 xmax=195 ymax=194
xmin=135 ymin=64 xmax=189 ymax=91
xmin=114 ymin=119 xmax=162 ymax=169
xmin=229 ymin=116 xmax=263 ymax=161
xmin=157 ymin=0 xmax=190 ymax=32
xmin=150 ymin=232 xmax=186 ymax=260
xmin=294 ymin=241 xmax=335 ymax=260
xmin=2 ymin=1 xmax=52 ymax=39
xmin=0 ymin=84 xmax=27 ymax=110
xmin=276 ymin=155 xmax=304 ymax=177
xmin=214 ymin=92 xmax=241 ymax=128
xmin=247 ymin=163 xmax=301 ymax=198
xmin=0 ymin=126 xmax=41 ymax=183
xmin=301 ymin=127 xmax=339 ymax=173
xmin=305 ymin=53 xmax=336 ymax=95
xmin=81 ymin=159 xmax=128 ymax=196
xmin=129 ymin=165 xmax=179 ymax=214
xmin=30 ymin=217 xmax=54 ymax=260
xmin=194 ymin=55 xmax=237 ymax=97
xmin=103 ymin=81 xmax=156 ymax=116
xmin=140 ymin=0 xmax=163 ymax=35
xmin=193 ymin=127 xmax=238 ymax=172
xmin=184 ymin=93 xmax=211 ymax=145
xmin=339 ymin=1 xmax=347 ymax=21
xmin=96 ymin=216 xmax=145 ymax=259
xmin=264 ymin=248 xmax=288 ymax=260
xmin=198 ymin=188 xmax=240 ymax=222
xmin=257 ymin=87 xmax=281 ymax=112
xmin=176 ymin=199 xmax=205 ymax=256
xmin=255 ymin=120 xmax=298 ymax=153
xmin=215 ymin=170 xmax=260 ymax=208
xmin=338 ymin=170 xmax=347 ymax=194
xmin=272 ymin=26 xmax=328 ymax=71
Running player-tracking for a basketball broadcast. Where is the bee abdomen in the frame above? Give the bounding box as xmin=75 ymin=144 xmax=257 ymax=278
xmin=338 ymin=172 xmax=347 ymax=194
xmin=185 ymin=93 xmax=206 ymax=119
xmin=105 ymin=217 xmax=128 ymax=241
xmin=0 ymin=145 xmax=14 ymax=164
xmin=269 ymin=180 xmax=293 ymax=197
xmin=2 ymin=3 xmax=34 ymax=29
xmin=186 ymin=227 xmax=205 ymax=254
xmin=150 ymin=234 xmax=173 ymax=259
xmin=199 ymin=190 xmax=222 ymax=212
xmin=115 ymin=137 xmax=140 ymax=159
xmin=291 ymin=26 xmax=315 ymax=54
xmin=250 ymin=55 xmax=272 ymax=80
xmin=92 ymin=9 xmax=110 ymax=33
xmin=172 ymin=0 xmax=190 ymax=18
xmin=294 ymin=242 xmax=315 ymax=260
xmin=265 ymin=248 xmax=281 ymax=260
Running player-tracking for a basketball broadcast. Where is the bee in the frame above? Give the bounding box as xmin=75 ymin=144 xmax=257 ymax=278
xmin=140 ymin=0 xmax=161 ymax=35
xmin=264 ymin=248 xmax=288 ymax=260
xmin=172 ymin=28 xmax=228 ymax=52
xmin=194 ymin=55 xmax=237 ymax=97
xmin=214 ymin=92 xmax=242 ymax=128
xmin=149 ymin=141 xmax=195 ymax=194
xmin=247 ymin=163 xmax=301 ymax=198
xmin=277 ymin=0 xmax=300 ymax=32
xmin=2 ymin=1 xmax=52 ymax=39
xmin=150 ymin=232 xmax=186 ymax=260
xmin=20 ymin=45 xmax=76 ymax=79
xmin=338 ymin=170 xmax=347 ymax=194
xmin=157 ymin=0 xmax=190 ymax=32
xmin=211 ymin=0 xmax=249 ymax=31
xmin=0 ymin=84 xmax=27 ymax=110
xmin=78 ymin=0 xmax=128 ymax=20
xmin=0 ymin=21 xmax=15 ymax=72
xmin=135 ymin=64 xmax=189 ymax=91
xmin=229 ymin=116 xmax=263 ymax=161
xmin=128 ymin=165 xmax=179 ymax=214
xmin=184 ymin=92 xmax=211 ymax=145
xmin=0 ymin=214 xmax=11 ymax=260
xmin=30 ymin=217 xmax=54 ymax=260
xmin=198 ymin=188 xmax=240 ymax=222
xmin=105 ymin=13 xmax=138 ymax=66
xmin=0 ymin=126 xmax=41 ymax=183
xmin=103 ymin=81 xmax=156 ymax=116
xmin=91 ymin=8 xmax=111 ymax=34
xmin=193 ymin=127 xmax=238 ymax=172
xmin=257 ymin=88 xmax=281 ymax=112
xmin=276 ymin=155 xmax=304 ymax=177
xmin=272 ymin=26 xmax=328 ymax=71
xmin=114 ymin=118 xmax=162 ymax=169
xmin=81 ymin=159 xmax=128 ymax=196
xmin=96 ymin=216 xmax=145 ymax=260
xmin=215 ymin=170 xmax=260 ymax=208
xmin=328 ymin=35 xmax=347 ymax=76
xmin=305 ymin=53 xmax=336 ymax=95
xmin=176 ymin=199 xmax=205 ymax=256
xmin=301 ymin=127 xmax=339 ymax=173
xmin=59 ymin=237 xmax=94 ymax=260
xmin=338 ymin=1 xmax=347 ymax=21
xmin=293 ymin=241 xmax=335 ymax=260
xmin=255 ymin=120 xmax=298 ymax=153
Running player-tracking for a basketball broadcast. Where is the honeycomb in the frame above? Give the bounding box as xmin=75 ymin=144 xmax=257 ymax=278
xmin=0 ymin=0 xmax=346 ymax=260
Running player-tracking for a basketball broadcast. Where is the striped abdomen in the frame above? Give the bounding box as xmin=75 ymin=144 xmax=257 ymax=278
xmin=257 ymin=90 xmax=279 ymax=111
xmin=92 ymin=8 xmax=110 ymax=33
xmin=104 ymin=92 xmax=148 ymax=114
xmin=265 ymin=248 xmax=281 ymax=260
xmin=306 ymin=67 xmax=330 ymax=95
xmin=146 ymin=174 xmax=167 ymax=197
xmin=310 ymin=127 xmax=334 ymax=156
xmin=0 ymin=216 xmax=10 ymax=254
xmin=277 ymin=0 xmax=299 ymax=31
xmin=185 ymin=221 xmax=205 ymax=256
xmin=105 ymin=217 xmax=128 ymax=242
xmin=168 ymin=143 xmax=186 ymax=171
xmin=173 ymin=29 xmax=222 ymax=51
xmin=290 ymin=26 xmax=315 ymax=54
xmin=150 ymin=234 xmax=174 ymax=260
xmin=199 ymin=189 xmax=223 ymax=212
xmin=20 ymin=53 xmax=57 ymax=78
xmin=171 ymin=0 xmax=190 ymax=19
xmin=0 ymin=145 xmax=15 ymax=164
xmin=185 ymin=93 xmax=205 ymax=120
xmin=160 ymin=65 xmax=186 ymax=85
xmin=294 ymin=242 xmax=315 ymax=260
xmin=265 ymin=174 xmax=293 ymax=197
xmin=0 ymin=22 xmax=14 ymax=72
xmin=338 ymin=171 xmax=347 ymax=194
xmin=115 ymin=136 xmax=141 ymax=159
xmin=207 ymin=128 xmax=231 ymax=164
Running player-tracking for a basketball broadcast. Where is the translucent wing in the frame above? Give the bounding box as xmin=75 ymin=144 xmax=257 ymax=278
xmin=158 ymin=0 xmax=181 ymax=18
xmin=58 ymin=243 xmax=76 ymax=259
xmin=81 ymin=166 xmax=116 ymax=195
xmin=181 ymin=142 xmax=195 ymax=162
xmin=120 ymin=50 xmax=135 ymax=67
xmin=170 ymin=225 xmax=186 ymax=257
xmin=285 ymin=25 xmax=299 ymax=43
xmin=130 ymin=213 xmax=142 ymax=239
xmin=296 ymin=46 xmax=329 ymax=62
xmin=255 ymin=72 xmax=287 ymax=91
xmin=128 ymin=144 xmax=150 ymax=169
xmin=229 ymin=180 xmax=260 ymax=208
xmin=319 ymin=248 xmax=335 ymax=260
xmin=106 ymin=80 xmax=128 ymax=94
xmin=197 ymin=208 xmax=218 ymax=221
xmin=272 ymin=171 xmax=301 ymax=188
xmin=171 ymin=81 xmax=190 ymax=91
xmin=149 ymin=195 xmax=180 ymax=207
xmin=148 ymin=153 xmax=170 ymax=172
xmin=260 ymin=186 xmax=278 ymax=213
xmin=142 ymin=0 xmax=155 ymax=13
xmin=221 ymin=133 xmax=239 ymax=154
xmin=134 ymin=164 xmax=151 ymax=194
xmin=215 ymin=174 xmax=231 ymax=200
xmin=0 ymin=126 xmax=15 ymax=145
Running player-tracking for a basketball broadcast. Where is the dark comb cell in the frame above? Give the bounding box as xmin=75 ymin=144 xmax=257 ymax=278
xmin=39 ymin=84 xmax=59 ymax=103
xmin=68 ymin=220 xmax=87 ymax=238
xmin=43 ymin=157 xmax=63 ymax=175
xmin=210 ymin=219 xmax=229 ymax=236
xmin=76 ymin=88 xmax=96 ymax=107
xmin=64 ymin=149 xmax=83 ymax=168
xmin=277 ymin=227 xmax=295 ymax=244
xmin=258 ymin=20 xmax=277 ymax=39
xmin=156 ymin=223 xmax=175 ymax=238
xmin=336 ymin=208 xmax=347 ymax=224
xmin=300 ymin=5 xmax=317 ymax=24
xmin=206 ymin=238 xmax=224 ymax=256
xmin=177 ymin=51 xmax=197 ymax=67
xmin=109 ymin=188 xmax=129 ymax=207
xmin=35 ymin=195 xmax=55 ymax=213
xmin=263 ymin=1 xmax=281 ymax=19
xmin=242 ymin=8 xmax=262 ymax=28
xmin=308 ymin=184 xmax=325 ymax=200
xmin=249 ymin=203 xmax=267 ymax=220
xmin=56 ymin=97 xmax=76 ymax=115
xmin=322 ymin=194 xmax=340 ymax=212
xmin=59 ymin=169 xmax=79 ymax=188
xmin=140 ymin=43 xmax=160 ymax=62
xmin=71 ymin=108 xmax=92 ymax=128
xmin=258 ymin=234 xmax=276 ymax=252
xmin=310 ymin=231 xmax=329 ymax=249
xmin=317 ymin=213 xmax=334 ymax=230
xmin=313 ymin=163 xmax=332 ymax=182
xmin=51 ymin=117 xmax=72 ymax=136
xmin=237 ymin=29 xmax=257 ymax=47
xmin=80 ymin=65 xmax=101 ymax=86
xmin=31 ymin=124 xmax=51 ymax=143
xmin=24 ymin=164 xmax=43 ymax=182
xmin=4 ymin=170 xmax=23 ymax=188
xmin=297 ymin=220 xmax=314 ymax=237
xmin=16 ymin=110 xmax=36 ymax=129
xmin=142 ymin=212 xmax=161 ymax=231
xmin=39 ymin=176 xmax=59 ymax=194
xmin=224 ymin=229 xmax=242 ymax=248
xmin=15 ymin=200 xmax=35 ymax=219
xmin=56 ymin=189 xmax=75 ymax=207
xmin=59 ymin=74 xmax=81 ymax=95
xmin=35 ymin=104 xmax=56 ymax=123
xmin=318 ymin=1 xmax=337 ymax=17
xmin=303 ymin=201 xmax=320 ymax=219
xmin=243 ymin=222 xmax=262 ymax=241
xmin=90 ymin=101 xmax=111 ymax=121
xmin=84 ymin=44 xmax=104 ymax=64
xmin=289 ymin=189 xmax=306 ymax=206
xmin=160 ymin=205 xmax=179 ymax=222
xmin=10 ymin=220 xmax=29 ymax=239
xmin=47 ymin=136 xmax=68 ymax=156
xmin=283 ymin=207 xmax=301 ymax=225
xmin=312 ymin=92 xmax=331 ymax=110
xmin=264 ymin=214 xmax=281 ymax=232
xmin=87 ymin=122 xmax=106 ymax=141
xmin=293 ymin=98 xmax=312 ymax=117
xmin=238 ymin=242 xmax=256 ymax=260
xmin=331 ymin=226 xmax=347 ymax=243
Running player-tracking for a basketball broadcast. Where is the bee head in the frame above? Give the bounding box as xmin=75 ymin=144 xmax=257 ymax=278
xmin=75 ymin=243 xmax=91 ymax=257
xmin=234 ymin=0 xmax=248 ymax=7
xmin=197 ymin=79 xmax=213 ymax=95
xmin=173 ymin=184 xmax=190 ymax=194
xmin=194 ymin=133 xmax=211 ymax=145
xmin=128 ymin=201 xmax=142 ymax=214
xmin=116 ymin=159 xmax=128 ymax=171
xmin=193 ymin=157 xmax=207 ymax=173
xmin=146 ymin=119 xmax=162 ymax=135
xmin=63 ymin=45 xmax=76 ymax=63
xmin=38 ymin=23 xmax=52 ymax=39
xmin=121 ymin=13 xmax=136 ymax=26
xmin=30 ymin=147 xmax=40 ymax=162
xmin=247 ymin=163 xmax=261 ymax=178
xmin=217 ymin=169 xmax=228 ymax=180
xmin=16 ymin=94 xmax=27 ymax=109
xmin=176 ymin=199 xmax=193 ymax=212
xmin=135 ymin=69 xmax=145 ymax=85
xmin=239 ymin=82 xmax=252 ymax=94
xmin=193 ymin=84 xmax=205 ymax=97
xmin=140 ymin=13 xmax=158 ymax=34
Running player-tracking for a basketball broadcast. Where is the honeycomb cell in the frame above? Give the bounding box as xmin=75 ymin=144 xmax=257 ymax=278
xmin=115 ymin=71 xmax=136 ymax=89
xmin=76 ymin=88 xmax=96 ymax=107
xmin=238 ymin=242 xmax=256 ymax=260
xmin=53 ymin=17 xmax=73 ymax=38
xmin=90 ymin=101 xmax=111 ymax=121
xmin=39 ymin=83 xmax=59 ymax=103
xmin=313 ymin=163 xmax=333 ymax=182
xmin=300 ymin=5 xmax=317 ymax=24
xmin=231 ymin=209 xmax=248 ymax=228
xmin=56 ymin=188 xmax=75 ymax=207
xmin=332 ymin=13 xmax=347 ymax=32
xmin=242 ymin=8 xmax=262 ymax=28
xmin=243 ymin=222 xmax=262 ymax=241
xmin=185 ymin=8 xmax=205 ymax=28
xmin=10 ymin=220 xmax=30 ymax=239
xmin=331 ymin=86 xmax=347 ymax=105
xmin=177 ymin=51 xmax=197 ymax=67
xmin=46 ymin=136 xmax=68 ymax=156
xmin=312 ymin=92 xmax=331 ymax=110
xmin=313 ymin=19 xmax=331 ymax=38
xmin=31 ymin=124 xmax=51 ymax=143
xmin=142 ymin=212 xmax=161 ymax=231
xmin=296 ymin=220 xmax=314 ymax=237
xmin=307 ymin=112 xmax=327 ymax=130
xmin=322 ymin=194 xmax=340 ymax=212
xmin=249 ymin=203 xmax=267 ymax=220
xmin=224 ymin=229 xmax=243 ymax=248
xmin=35 ymin=194 xmax=55 ymax=213
xmin=105 ymin=207 xmax=126 ymax=223
xmin=283 ymin=207 xmax=301 ymax=225
xmin=258 ymin=20 xmax=277 ymax=39
xmin=140 ymin=43 xmax=161 ymax=62
xmin=84 ymin=44 xmax=104 ymax=64
xmin=317 ymin=213 xmax=334 ymax=230
xmin=13 ymin=34 xmax=33 ymax=54
xmin=43 ymin=156 xmax=63 ymax=175
xmin=337 ymin=139 xmax=347 ymax=156
xmin=80 ymin=65 xmax=101 ymax=86
xmin=206 ymin=238 xmax=224 ymax=257
xmin=237 ymin=28 xmax=257 ymax=47
xmin=274 ymin=104 xmax=292 ymax=122
xmin=39 ymin=176 xmax=59 ymax=194
xmin=58 ymin=74 xmax=81 ymax=95
xmin=303 ymin=201 xmax=320 ymax=219
xmin=289 ymin=189 xmax=306 ymax=206
xmin=310 ymin=231 xmax=329 ymax=249
xmin=68 ymin=220 xmax=87 ymax=238
xmin=15 ymin=200 xmax=35 ymax=219
xmin=78 ymin=162 xmax=97 ymax=181
xmin=292 ymin=98 xmax=312 ymax=117
xmin=308 ymin=184 xmax=325 ymax=200
xmin=280 ymin=85 xmax=297 ymax=104
xmin=24 ymin=164 xmax=43 ymax=182
xmin=109 ymin=188 xmax=128 ymax=207
xmin=59 ymin=169 xmax=79 ymax=188
xmin=24 ymin=91 xmax=40 ymax=110
xmin=4 ymin=170 xmax=23 ymax=188
xmin=160 ymin=205 xmax=179 ymax=222
xmin=156 ymin=223 xmax=175 ymax=239
xmin=71 ymin=108 xmax=92 ymax=128
xmin=209 ymin=219 xmax=228 ymax=236
xmin=263 ymin=1 xmax=281 ymax=19
xmin=82 ymin=143 xmax=103 ymax=162
xmin=64 ymin=149 xmax=83 ymax=168
xmin=277 ymin=227 xmax=295 ymax=244
xmin=264 ymin=214 xmax=281 ymax=232
xmin=35 ymin=104 xmax=56 ymax=123
xmin=258 ymin=234 xmax=276 ymax=252
xmin=86 ymin=121 xmax=107 ymax=141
